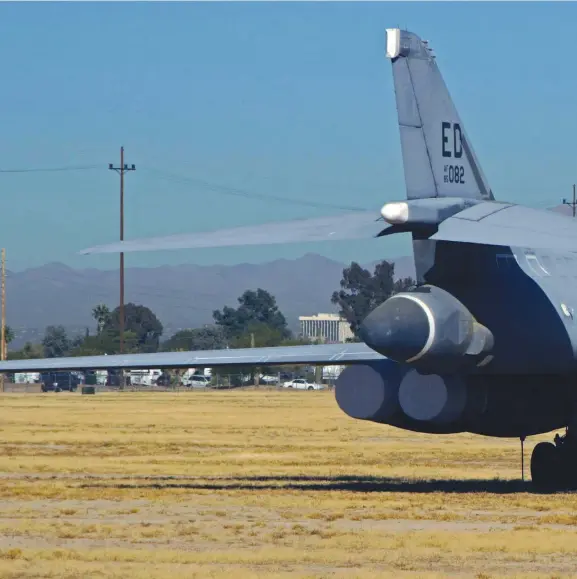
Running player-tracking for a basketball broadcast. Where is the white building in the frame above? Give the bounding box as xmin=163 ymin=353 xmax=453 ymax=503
xmin=299 ymin=313 xmax=354 ymax=344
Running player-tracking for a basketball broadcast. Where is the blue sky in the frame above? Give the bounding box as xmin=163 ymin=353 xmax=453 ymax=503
xmin=0 ymin=1 xmax=575 ymax=271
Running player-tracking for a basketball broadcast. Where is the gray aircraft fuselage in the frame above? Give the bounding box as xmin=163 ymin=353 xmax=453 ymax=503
xmin=425 ymin=240 xmax=577 ymax=376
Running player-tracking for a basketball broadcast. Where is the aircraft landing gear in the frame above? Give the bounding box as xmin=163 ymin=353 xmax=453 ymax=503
xmin=531 ymin=428 xmax=577 ymax=491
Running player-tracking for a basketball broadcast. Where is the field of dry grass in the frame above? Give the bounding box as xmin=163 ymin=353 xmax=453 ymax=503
xmin=0 ymin=389 xmax=574 ymax=578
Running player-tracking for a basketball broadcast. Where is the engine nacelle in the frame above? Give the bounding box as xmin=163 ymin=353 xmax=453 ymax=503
xmin=335 ymin=363 xmax=570 ymax=437
xmin=358 ymin=284 xmax=494 ymax=373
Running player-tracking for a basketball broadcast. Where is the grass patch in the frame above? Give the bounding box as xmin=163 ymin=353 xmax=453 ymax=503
xmin=0 ymin=390 xmax=571 ymax=578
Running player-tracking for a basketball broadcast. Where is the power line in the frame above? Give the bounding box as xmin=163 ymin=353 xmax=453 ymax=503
xmin=144 ymin=167 xmax=368 ymax=212
xmin=0 ymin=162 xmax=372 ymax=212
xmin=0 ymin=164 xmax=100 ymax=173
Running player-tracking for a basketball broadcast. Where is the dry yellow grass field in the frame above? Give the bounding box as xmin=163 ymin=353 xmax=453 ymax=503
xmin=0 ymin=389 xmax=575 ymax=578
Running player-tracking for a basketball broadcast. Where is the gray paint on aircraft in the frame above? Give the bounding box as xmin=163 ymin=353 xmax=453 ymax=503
xmin=0 ymin=342 xmax=384 ymax=373
xmin=79 ymin=211 xmax=384 ymax=255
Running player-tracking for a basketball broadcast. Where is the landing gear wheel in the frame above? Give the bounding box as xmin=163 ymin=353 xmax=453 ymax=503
xmin=531 ymin=442 xmax=560 ymax=492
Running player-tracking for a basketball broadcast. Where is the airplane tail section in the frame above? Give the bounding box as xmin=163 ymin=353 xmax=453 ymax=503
xmin=386 ymin=28 xmax=493 ymax=201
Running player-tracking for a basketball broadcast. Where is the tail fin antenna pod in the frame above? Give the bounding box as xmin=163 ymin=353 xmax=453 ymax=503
xmin=386 ymin=28 xmax=494 ymax=201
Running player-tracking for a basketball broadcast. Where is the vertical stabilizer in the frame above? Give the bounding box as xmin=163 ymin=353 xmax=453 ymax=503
xmin=386 ymin=28 xmax=493 ymax=201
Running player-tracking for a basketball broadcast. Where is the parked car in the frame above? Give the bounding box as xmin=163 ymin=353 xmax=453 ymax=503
xmin=127 ymin=369 xmax=163 ymax=386
xmin=282 ymin=378 xmax=324 ymax=391
xmin=183 ymin=374 xmax=211 ymax=388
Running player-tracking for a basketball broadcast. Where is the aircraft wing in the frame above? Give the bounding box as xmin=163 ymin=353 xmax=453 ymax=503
xmin=0 ymin=342 xmax=385 ymax=373
xmin=79 ymin=211 xmax=384 ymax=255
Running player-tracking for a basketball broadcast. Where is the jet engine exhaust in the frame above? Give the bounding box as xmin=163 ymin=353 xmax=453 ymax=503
xmin=335 ymin=361 xmax=403 ymax=422
xmin=358 ymin=285 xmax=494 ymax=373
xmin=335 ymin=363 xmax=481 ymax=428
xmin=398 ymin=370 xmax=469 ymax=424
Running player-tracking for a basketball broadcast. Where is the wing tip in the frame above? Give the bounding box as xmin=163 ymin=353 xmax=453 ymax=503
xmin=77 ymin=246 xmax=105 ymax=255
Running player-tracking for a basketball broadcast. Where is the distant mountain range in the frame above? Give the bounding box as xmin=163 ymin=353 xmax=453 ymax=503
xmin=6 ymin=253 xmax=415 ymax=348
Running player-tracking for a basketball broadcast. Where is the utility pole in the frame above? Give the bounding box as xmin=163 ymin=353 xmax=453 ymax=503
xmin=251 ymin=332 xmax=260 ymax=386
xmin=108 ymin=147 xmax=136 ymax=356
xmin=1 ymin=249 xmax=5 ymax=393
xmin=562 ymin=184 xmax=577 ymax=217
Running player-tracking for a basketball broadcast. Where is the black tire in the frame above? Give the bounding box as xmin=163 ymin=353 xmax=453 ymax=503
xmin=308 ymin=386 xmax=314 ymax=391
xmin=531 ymin=441 xmax=560 ymax=492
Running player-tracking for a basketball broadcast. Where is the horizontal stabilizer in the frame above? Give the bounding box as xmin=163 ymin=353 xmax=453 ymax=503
xmin=78 ymin=195 xmax=577 ymax=258
xmin=79 ymin=211 xmax=384 ymax=255
xmin=0 ymin=342 xmax=386 ymax=373
xmin=430 ymin=202 xmax=577 ymax=251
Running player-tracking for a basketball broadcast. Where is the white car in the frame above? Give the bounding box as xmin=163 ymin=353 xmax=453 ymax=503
xmin=282 ymin=378 xmax=324 ymax=391
xmin=183 ymin=375 xmax=211 ymax=388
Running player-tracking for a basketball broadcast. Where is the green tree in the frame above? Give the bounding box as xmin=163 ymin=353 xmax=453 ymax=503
xmin=162 ymin=325 xmax=226 ymax=352
xmin=92 ymin=304 xmax=111 ymax=334
xmin=4 ymin=325 xmax=14 ymax=346
xmin=331 ymin=261 xmax=415 ymax=338
xmin=229 ymin=321 xmax=285 ymax=349
xmin=42 ymin=325 xmax=70 ymax=358
xmin=8 ymin=341 xmax=43 ymax=360
xmin=67 ymin=335 xmax=109 ymax=357
xmin=68 ymin=329 xmax=139 ymax=356
xmin=104 ymin=303 xmax=163 ymax=353
xmin=213 ymin=289 xmax=290 ymax=340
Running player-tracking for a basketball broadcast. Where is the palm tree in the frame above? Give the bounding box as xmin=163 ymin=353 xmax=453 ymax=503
xmin=92 ymin=304 xmax=111 ymax=334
